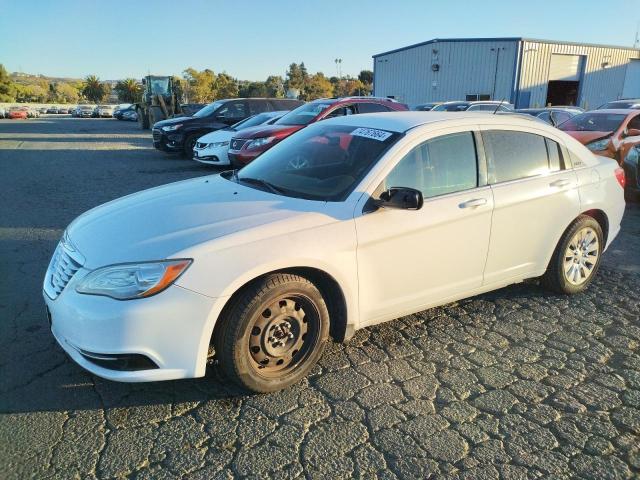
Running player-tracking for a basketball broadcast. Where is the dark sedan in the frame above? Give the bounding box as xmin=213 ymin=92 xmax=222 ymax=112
xmin=515 ymin=107 xmax=582 ymax=126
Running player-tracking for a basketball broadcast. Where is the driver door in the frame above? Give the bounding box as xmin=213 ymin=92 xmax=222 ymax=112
xmin=354 ymin=129 xmax=493 ymax=326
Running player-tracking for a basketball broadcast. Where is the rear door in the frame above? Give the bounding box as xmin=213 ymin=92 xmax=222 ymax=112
xmin=480 ymin=127 xmax=580 ymax=285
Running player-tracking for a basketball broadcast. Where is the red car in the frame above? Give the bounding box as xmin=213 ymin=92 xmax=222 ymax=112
xmin=8 ymin=107 xmax=28 ymax=120
xmin=228 ymin=97 xmax=408 ymax=166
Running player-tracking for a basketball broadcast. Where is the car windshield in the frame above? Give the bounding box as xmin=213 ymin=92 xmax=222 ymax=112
xmin=432 ymin=102 xmax=469 ymax=112
xmin=230 ymin=112 xmax=273 ymax=130
xmin=558 ymin=113 xmax=626 ymax=132
xmin=193 ymin=101 xmax=225 ymax=118
xmin=275 ymin=102 xmax=332 ymax=126
xmin=234 ymin=123 xmax=401 ymax=201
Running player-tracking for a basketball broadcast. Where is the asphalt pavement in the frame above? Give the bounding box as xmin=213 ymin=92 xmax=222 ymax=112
xmin=0 ymin=116 xmax=639 ymax=479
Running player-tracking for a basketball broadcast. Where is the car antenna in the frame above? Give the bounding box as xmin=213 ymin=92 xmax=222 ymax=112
xmin=492 ymin=98 xmax=506 ymax=114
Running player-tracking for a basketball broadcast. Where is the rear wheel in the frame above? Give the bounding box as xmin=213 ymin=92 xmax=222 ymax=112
xmin=542 ymin=215 xmax=603 ymax=294
xmin=214 ymin=273 xmax=329 ymax=393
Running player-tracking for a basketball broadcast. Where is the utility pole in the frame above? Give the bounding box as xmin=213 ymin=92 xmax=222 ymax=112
xmin=634 ymin=20 xmax=639 ymax=48
xmin=334 ymin=58 xmax=342 ymax=79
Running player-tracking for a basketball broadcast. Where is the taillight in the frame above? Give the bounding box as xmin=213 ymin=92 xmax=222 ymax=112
xmin=614 ymin=167 xmax=625 ymax=188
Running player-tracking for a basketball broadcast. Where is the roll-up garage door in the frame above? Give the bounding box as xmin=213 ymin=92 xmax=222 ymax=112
xmin=548 ymin=54 xmax=582 ymax=81
xmin=622 ymin=59 xmax=640 ymax=98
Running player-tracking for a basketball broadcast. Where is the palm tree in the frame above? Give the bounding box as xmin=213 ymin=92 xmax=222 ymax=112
xmin=114 ymin=78 xmax=141 ymax=103
xmin=83 ymin=75 xmax=105 ymax=103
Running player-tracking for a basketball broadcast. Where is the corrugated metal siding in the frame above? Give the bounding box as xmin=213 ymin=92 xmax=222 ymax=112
xmin=373 ymin=40 xmax=518 ymax=106
xmin=518 ymin=41 xmax=640 ymax=109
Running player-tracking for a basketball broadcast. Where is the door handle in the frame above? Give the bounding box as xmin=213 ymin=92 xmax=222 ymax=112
xmin=550 ymin=179 xmax=571 ymax=188
xmin=459 ymin=198 xmax=487 ymax=209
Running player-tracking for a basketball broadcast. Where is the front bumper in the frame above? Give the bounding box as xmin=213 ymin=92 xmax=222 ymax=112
xmin=44 ymin=276 xmax=224 ymax=382
xmin=193 ymin=146 xmax=230 ymax=166
xmin=152 ymin=129 xmax=185 ymax=152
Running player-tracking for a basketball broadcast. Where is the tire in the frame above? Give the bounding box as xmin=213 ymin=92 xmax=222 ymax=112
xmin=183 ymin=134 xmax=198 ymax=158
xmin=137 ymin=108 xmax=149 ymax=129
xmin=214 ymin=273 xmax=330 ymax=393
xmin=541 ymin=215 xmax=603 ymax=295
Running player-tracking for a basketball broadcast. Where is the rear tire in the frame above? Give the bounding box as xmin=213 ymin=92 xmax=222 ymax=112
xmin=541 ymin=215 xmax=603 ymax=294
xmin=214 ymin=273 xmax=330 ymax=393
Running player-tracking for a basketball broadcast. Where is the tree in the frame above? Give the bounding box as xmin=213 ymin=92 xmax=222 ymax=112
xmin=0 ymin=64 xmax=15 ymax=102
xmin=213 ymin=73 xmax=238 ymax=99
xmin=182 ymin=68 xmax=216 ymax=102
xmin=333 ymin=78 xmax=369 ymax=97
xmin=302 ymin=73 xmax=333 ymax=100
xmin=264 ymin=75 xmax=284 ymax=97
xmin=56 ymin=82 xmax=80 ymax=103
xmin=358 ymin=70 xmax=373 ymax=85
xmin=115 ymin=78 xmax=142 ymax=103
xmin=83 ymin=75 xmax=107 ymax=103
xmin=238 ymin=81 xmax=268 ymax=98
xmin=285 ymin=62 xmax=309 ymax=91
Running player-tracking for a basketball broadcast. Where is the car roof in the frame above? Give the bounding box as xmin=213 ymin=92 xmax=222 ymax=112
xmin=319 ymin=111 xmax=554 ymax=133
xmin=586 ymin=109 xmax=639 ymax=115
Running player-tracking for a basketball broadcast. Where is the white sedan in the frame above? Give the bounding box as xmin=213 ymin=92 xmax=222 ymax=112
xmin=44 ymin=112 xmax=626 ymax=392
xmin=192 ymin=110 xmax=287 ymax=166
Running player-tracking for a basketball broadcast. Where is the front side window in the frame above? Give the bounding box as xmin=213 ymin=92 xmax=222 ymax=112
xmin=217 ymin=101 xmax=246 ymax=120
xmin=236 ymin=123 xmax=401 ymax=201
xmin=483 ymin=131 xmax=560 ymax=183
xmin=193 ymin=101 xmax=224 ymax=118
xmin=324 ymin=105 xmax=356 ymax=119
xmin=383 ymin=132 xmax=478 ymax=199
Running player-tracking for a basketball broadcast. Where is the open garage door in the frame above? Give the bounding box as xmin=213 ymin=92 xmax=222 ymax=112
xmin=546 ymin=54 xmax=584 ymax=106
xmin=622 ymin=59 xmax=640 ymax=98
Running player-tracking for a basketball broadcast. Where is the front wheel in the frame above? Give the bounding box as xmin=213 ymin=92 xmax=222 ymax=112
xmin=542 ymin=215 xmax=603 ymax=294
xmin=183 ymin=134 xmax=198 ymax=158
xmin=214 ymin=273 xmax=329 ymax=393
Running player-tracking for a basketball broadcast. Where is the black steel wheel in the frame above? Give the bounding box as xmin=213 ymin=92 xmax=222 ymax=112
xmin=214 ymin=273 xmax=329 ymax=392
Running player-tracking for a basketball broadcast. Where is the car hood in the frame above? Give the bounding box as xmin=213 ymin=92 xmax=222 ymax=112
xmin=154 ymin=116 xmax=192 ymax=128
xmin=198 ymin=128 xmax=234 ymax=143
xmin=563 ymin=130 xmax=612 ymax=145
xmin=67 ymin=175 xmax=331 ymax=268
xmin=232 ymin=124 xmax=304 ymax=139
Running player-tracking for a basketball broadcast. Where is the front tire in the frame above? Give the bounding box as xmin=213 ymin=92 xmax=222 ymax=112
xmin=183 ymin=134 xmax=198 ymax=158
xmin=541 ymin=215 xmax=603 ymax=294
xmin=214 ymin=273 xmax=329 ymax=393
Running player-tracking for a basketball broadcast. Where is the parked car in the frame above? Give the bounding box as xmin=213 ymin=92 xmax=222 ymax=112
xmin=516 ymin=107 xmax=582 ymax=126
xmin=114 ymin=104 xmax=135 ymax=120
xmin=46 ymin=106 xmax=59 ymax=114
xmin=26 ymin=107 xmax=40 ymax=118
xmin=193 ymin=111 xmax=288 ymax=166
xmin=8 ymin=107 xmax=28 ymax=119
xmin=228 ymin=97 xmax=408 ymax=166
xmin=78 ymin=105 xmax=94 ymax=118
xmin=152 ymin=98 xmax=304 ymax=156
xmin=121 ymin=110 xmax=138 ymax=121
xmin=558 ymin=109 xmax=640 ymax=164
xmin=43 ymin=112 xmax=625 ymax=392
xmin=413 ymin=102 xmax=441 ymax=111
xmin=597 ymin=99 xmax=640 ymax=110
xmin=96 ymin=105 xmax=114 ymax=118
xmin=433 ymin=100 xmax=514 ymax=112
xmin=0 ymin=106 xmax=5 ymax=118
xmin=38 ymin=107 xmax=48 ymax=114
xmin=622 ymin=145 xmax=640 ymax=201
xmin=58 ymin=107 xmax=69 ymax=114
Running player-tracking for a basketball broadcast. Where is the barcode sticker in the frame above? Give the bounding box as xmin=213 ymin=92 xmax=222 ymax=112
xmin=351 ymin=127 xmax=392 ymax=142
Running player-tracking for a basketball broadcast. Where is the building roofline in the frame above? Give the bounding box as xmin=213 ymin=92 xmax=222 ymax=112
xmin=372 ymin=37 xmax=640 ymax=58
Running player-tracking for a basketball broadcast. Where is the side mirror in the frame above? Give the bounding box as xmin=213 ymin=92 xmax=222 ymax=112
xmin=375 ymin=187 xmax=424 ymax=210
xmin=625 ymin=128 xmax=640 ymax=137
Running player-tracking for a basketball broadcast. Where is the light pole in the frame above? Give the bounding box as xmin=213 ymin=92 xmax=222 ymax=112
xmin=334 ymin=58 xmax=342 ymax=79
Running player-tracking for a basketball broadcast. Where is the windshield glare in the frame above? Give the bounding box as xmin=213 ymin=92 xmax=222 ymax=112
xmin=193 ymin=101 xmax=225 ymax=118
xmin=559 ymin=113 xmax=626 ymax=132
xmin=231 ymin=112 xmax=272 ymax=130
xmin=275 ymin=102 xmax=332 ymax=126
xmin=235 ymin=123 xmax=401 ymax=201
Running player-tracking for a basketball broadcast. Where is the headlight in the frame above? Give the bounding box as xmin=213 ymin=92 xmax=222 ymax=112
xmin=586 ymin=138 xmax=610 ymax=151
xmin=211 ymin=141 xmax=230 ymax=148
xmin=162 ymin=124 xmax=183 ymax=132
xmin=246 ymin=137 xmax=276 ymax=150
xmin=626 ymin=146 xmax=640 ymax=165
xmin=76 ymin=259 xmax=192 ymax=300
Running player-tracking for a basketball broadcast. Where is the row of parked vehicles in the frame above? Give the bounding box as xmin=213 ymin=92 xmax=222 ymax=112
xmin=147 ymin=95 xmax=640 ymax=201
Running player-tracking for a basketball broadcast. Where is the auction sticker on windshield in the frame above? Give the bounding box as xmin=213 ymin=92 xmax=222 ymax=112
xmin=351 ymin=127 xmax=393 ymax=141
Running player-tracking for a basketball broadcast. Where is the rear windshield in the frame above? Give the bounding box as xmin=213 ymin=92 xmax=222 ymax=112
xmin=432 ymin=102 xmax=469 ymax=112
xmin=559 ymin=113 xmax=626 ymax=132
xmin=275 ymin=102 xmax=332 ymax=126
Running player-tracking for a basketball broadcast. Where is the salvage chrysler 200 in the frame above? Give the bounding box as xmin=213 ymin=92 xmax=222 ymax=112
xmin=44 ymin=112 xmax=625 ymax=392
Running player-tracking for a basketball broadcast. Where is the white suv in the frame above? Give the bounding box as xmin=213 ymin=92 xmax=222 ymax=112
xmin=44 ymin=112 xmax=625 ymax=392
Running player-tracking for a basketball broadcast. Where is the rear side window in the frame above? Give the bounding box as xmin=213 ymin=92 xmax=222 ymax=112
xmin=384 ymin=132 xmax=478 ymax=199
xmin=357 ymin=103 xmax=389 ymax=113
xmin=483 ymin=131 xmax=563 ymax=183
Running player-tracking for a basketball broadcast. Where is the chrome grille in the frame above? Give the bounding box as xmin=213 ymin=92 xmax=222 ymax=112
xmin=44 ymin=241 xmax=83 ymax=299
xmin=229 ymin=138 xmax=248 ymax=151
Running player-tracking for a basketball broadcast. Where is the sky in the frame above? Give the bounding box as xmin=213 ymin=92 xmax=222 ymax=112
xmin=1 ymin=0 xmax=639 ymax=81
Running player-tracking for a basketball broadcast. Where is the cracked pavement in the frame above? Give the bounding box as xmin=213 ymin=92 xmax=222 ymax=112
xmin=1 ymin=116 xmax=639 ymax=479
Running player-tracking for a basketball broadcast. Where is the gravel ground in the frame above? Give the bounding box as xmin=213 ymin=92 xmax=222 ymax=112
xmin=1 ymin=116 xmax=639 ymax=479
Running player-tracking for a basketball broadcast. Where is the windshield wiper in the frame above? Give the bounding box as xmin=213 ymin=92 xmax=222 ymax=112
xmin=238 ymin=176 xmax=285 ymax=195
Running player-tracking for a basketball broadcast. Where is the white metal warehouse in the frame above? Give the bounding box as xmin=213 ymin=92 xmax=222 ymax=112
xmin=373 ymin=37 xmax=640 ymax=109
